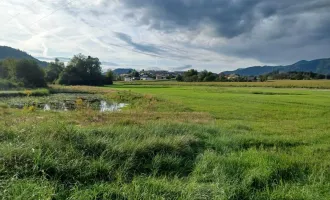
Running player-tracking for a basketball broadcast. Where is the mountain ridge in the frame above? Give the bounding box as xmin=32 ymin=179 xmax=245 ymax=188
xmin=113 ymin=68 xmax=134 ymax=75
xmin=222 ymin=58 xmax=330 ymax=76
xmin=0 ymin=46 xmax=48 ymax=67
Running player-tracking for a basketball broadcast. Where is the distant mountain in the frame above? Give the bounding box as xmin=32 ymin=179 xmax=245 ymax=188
xmin=113 ymin=68 xmax=133 ymax=75
xmin=0 ymin=46 xmax=48 ymax=67
xmin=223 ymin=58 xmax=330 ymax=76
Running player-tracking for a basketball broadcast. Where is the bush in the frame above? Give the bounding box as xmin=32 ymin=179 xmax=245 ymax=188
xmin=14 ymin=59 xmax=47 ymax=88
xmin=0 ymin=59 xmax=47 ymax=88
xmin=0 ymin=79 xmax=19 ymax=90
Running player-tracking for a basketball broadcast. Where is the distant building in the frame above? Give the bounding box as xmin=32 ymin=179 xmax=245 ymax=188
xmin=124 ymin=77 xmax=132 ymax=82
xmin=139 ymin=75 xmax=152 ymax=80
xmin=142 ymin=77 xmax=154 ymax=81
xmin=156 ymin=75 xmax=166 ymax=80
xmin=227 ymin=74 xmax=239 ymax=80
xmin=247 ymin=76 xmax=257 ymax=82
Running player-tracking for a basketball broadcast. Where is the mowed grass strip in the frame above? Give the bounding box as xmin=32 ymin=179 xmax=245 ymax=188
xmin=114 ymin=79 xmax=330 ymax=89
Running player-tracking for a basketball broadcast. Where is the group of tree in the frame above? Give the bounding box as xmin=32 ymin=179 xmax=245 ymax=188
xmin=176 ymin=69 xmax=218 ymax=82
xmin=54 ymin=54 xmax=111 ymax=86
xmin=175 ymin=69 xmax=330 ymax=83
xmin=176 ymin=69 xmax=250 ymax=82
xmin=0 ymin=53 xmax=114 ymax=88
xmin=0 ymin=59 xmax=47 ymax=88
xmin=265 ymin=71 xmax=330 ymax=80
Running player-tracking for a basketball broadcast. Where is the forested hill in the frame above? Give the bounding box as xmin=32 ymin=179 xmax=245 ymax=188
xmin=113 ymin=68 xmax=134 ymax=75
xmin=0 ymin=46 xmax=48 ymax=67
xmin=223 ymin=58 xmax=330 ymax=76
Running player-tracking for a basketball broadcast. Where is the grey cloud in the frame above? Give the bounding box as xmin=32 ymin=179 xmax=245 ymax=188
xmin=113 ymin=32 xmax=197 ymax=60
xmin=36 ymin=56 xmax=70 ymax=63
xmin=170 ymin=65 xmax=192 ymax=71
xmin=101 ymin=61 xmax=120 ymax=66
xmin=122 ymin=0 xmax=273 ymax=38
xmin=121 ymin=0 xmax=330 ymax=64
xmin=55 ymin=57 xmax=71 ymax=62
xmin=122 ymin=0 xmax=329 ymax=39
xmin=114 ymin=32 xmax=164 ymax=55
xmin=37 ymin=56 xmax=120 ymax=66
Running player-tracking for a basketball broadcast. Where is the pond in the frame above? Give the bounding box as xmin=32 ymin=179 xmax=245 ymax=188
xmin=1 ymin=93 xmax=128 ymax=112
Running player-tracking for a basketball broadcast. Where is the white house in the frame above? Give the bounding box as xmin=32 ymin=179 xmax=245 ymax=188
xmin=141 ymin=75 xmax=154 ymax=81
xmin=227 ymin=74 xmax=239 ymax=80
xmin=142 ymin=77 xmax=154 ymax=81
xmin=124 ymin=77 xmax=133 ymax=82
xmin=156 ymin=75 xmax=166 ymax=80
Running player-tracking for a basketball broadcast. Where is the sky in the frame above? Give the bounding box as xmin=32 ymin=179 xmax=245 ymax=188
xmin=0 ymin=0 xmax=329 ymax=72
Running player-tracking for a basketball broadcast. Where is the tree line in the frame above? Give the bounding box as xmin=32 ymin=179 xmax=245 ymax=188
xmin=0 ymin=54 xmax=113 ymax=88
xmin=175 ymin=69 xmax=255 ymax=82
xmin=265 ymin=71 xmax=330 ymax=80
xmin=176 ymin=69 xmax=219 ymax=82
xmin=175 ymin=69 xmax=330 ymax=82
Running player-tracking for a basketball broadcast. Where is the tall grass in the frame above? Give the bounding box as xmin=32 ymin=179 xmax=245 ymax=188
xmin=1 ymin=85 xmax=330 ymax=199
xmin=0 ymin=88 xmax=50 ymax=97
xmin=1 ymin=119 xmax=329 ymax=199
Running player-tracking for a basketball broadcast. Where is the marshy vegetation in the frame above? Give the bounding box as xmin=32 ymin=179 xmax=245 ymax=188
xmin=1 ymin=81 xmax=330 ymax=199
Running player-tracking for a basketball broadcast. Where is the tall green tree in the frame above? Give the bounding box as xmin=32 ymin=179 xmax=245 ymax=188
xmin=57 ymin=54 xmax=104 ymax=86
xmin=104 ymin=69 xmax=114 ymax=85
xmin=176 ymin=74 xmax=183 ymax=82
xmin=198 ymin=70 xmax=208 ymax=82
xmin=131 ymin=70 xmax=140 ymax=78
xmin=2 ymin=58 xmax=17 ymax=79
xmin=45 ymin=58 xmax=65 ymax=83
xmin=259 ymin=75 xmax=268 ymax=82
xmin=14 ymin=59 xmax=47 ymax=87
xmin=0 ymin=61 xmax=9 ymax=79
xmin=183 ymin=69 xmax=198 ymax=82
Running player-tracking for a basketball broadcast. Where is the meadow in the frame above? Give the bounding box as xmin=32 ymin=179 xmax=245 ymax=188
xmin=1 ymin=80 xmax=330 ymax=199
xmin=114 ymin=79 xmax=330 ymax=89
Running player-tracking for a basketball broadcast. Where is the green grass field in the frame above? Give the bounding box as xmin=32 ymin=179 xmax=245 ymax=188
xmin=114 ymin=79 xmax=330 ymax=89
xmin=1 ymin=81 xmax=330 ymax=199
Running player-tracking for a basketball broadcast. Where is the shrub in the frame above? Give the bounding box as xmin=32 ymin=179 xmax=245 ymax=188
xmin=0 ymin=79 xmax=19 ymax=90
xmin=14 ymin=59 xmax=47 ymax=88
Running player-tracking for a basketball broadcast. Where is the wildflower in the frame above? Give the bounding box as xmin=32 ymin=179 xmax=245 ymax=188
xmin=24 ymin=90 xmax=32 ymax=97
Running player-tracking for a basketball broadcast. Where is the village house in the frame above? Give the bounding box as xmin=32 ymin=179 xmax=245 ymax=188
xmin=227 ymin=74 xmax=239 ymax=80
xmin=156 ymin=75 xmax=167 ymax=80
xmin=141 ymin=75 xmax=154 ymax=80
xmin=124 ymin=77 xmax=132 ymax=82
xmin=142 ymin=77 xmax=154 ymax=81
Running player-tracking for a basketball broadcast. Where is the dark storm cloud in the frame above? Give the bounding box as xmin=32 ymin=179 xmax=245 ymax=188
xmin=170 ymin=64 xmax=192 ymax=71
xmin=114 ymin=32 xmax=164 ymax=55
xmin=101 ymin=61 xmax=120 ymax=66
xmin=113 ymin=32 xmax=198 ymax=61
xmin=122 ymin=0 xmax=330 ymax=38
xmin=121 ymin=0 xmax=330 ymax=63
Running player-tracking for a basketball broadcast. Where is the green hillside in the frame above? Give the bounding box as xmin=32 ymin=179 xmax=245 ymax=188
xmin=223 ymin=58 xmax=330 ymax=76
xmin=0 ymin=46 xmax=48 ymax=67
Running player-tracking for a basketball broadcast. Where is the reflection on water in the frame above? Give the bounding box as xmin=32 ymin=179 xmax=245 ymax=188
xmin=5 ymin=93 xmax=128 ymax=112
xmin=41 ymin=101 xmax=127 ymax=112
xmin=100 ymin=101 xmax=128 ymax=112
xmin=61 ymin=103 xmax=68 ymax=111
xmin=43 ymin=104 xmax=51 ymax=111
